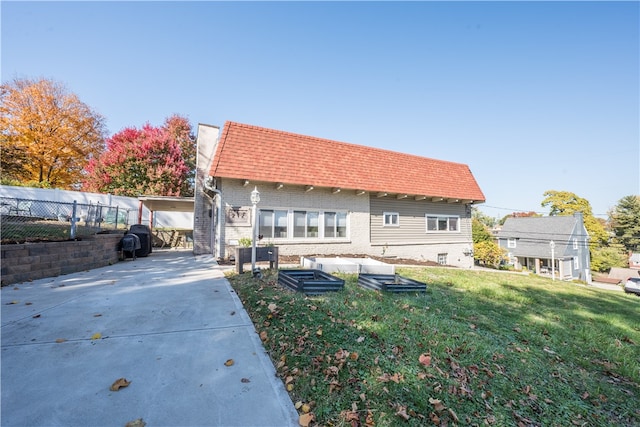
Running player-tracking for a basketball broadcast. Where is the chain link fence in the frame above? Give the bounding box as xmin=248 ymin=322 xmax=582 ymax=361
xmin=1 ymin=196 xmax=133 ymax=244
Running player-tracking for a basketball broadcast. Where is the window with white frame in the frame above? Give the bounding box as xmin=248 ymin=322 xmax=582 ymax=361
xmin=426 ymin=215 xmax=459 ymax=232
xmin=383 ymin=212 xmax=399 ymax=227
xmin=324 ymin=212 xmax=347 ymax=238
xmin=437 ymin=253 xmax=448 ymax=265
xmin=259 ymin=209 xmax=348 ymax=239
xmin=294 ymin=211 xmax=319 ymax=238
xmin=507 ymin=238 xmax=516 ymax=248
xmin=259 ymin=209 xmax=288 ymax=239
xmin=574 ymin=257 xmax=579 ymax=269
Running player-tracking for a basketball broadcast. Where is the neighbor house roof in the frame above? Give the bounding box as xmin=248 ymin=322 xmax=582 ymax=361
xmin=497 ymin=215 xmax=586 ymax=259
xmin=209 ymin=121 xmax=485 ymax=202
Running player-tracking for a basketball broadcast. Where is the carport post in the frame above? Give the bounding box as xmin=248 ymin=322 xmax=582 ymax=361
xmin=138 ymin=200 xmax=143 ymax=224
xmin=70 ymin=200 xmax=77 ymax=239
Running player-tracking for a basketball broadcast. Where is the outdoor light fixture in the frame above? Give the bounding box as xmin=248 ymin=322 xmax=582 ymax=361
xmin=250 ymin=186 xmax=260 ymax=276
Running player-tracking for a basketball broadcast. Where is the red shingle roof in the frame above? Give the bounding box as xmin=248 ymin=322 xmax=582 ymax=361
xmin=210 ymin=121 xmax=485 ymax=202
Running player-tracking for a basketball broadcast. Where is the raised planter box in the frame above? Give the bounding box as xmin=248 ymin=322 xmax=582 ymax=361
xmin=301 ymin=257 xmax=394 ymax=274
xmin=358 ymin=273 xmax=427 ymax=293
xmin=278 ymin=269 xmax=345 ymax=295
xmin=235 ymin=246 xmax=279 ymax=274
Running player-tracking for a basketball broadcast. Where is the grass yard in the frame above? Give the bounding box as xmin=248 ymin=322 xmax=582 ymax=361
xmin=228 ymin=267 xmax=639 ymax=427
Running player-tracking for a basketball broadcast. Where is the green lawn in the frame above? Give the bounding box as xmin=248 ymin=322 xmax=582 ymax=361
xmin=228 ymin=267 xmax=640 ymax=426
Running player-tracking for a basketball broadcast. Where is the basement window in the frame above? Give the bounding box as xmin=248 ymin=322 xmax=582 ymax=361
xmin=437 ymin=253 xmax=448 ymax=265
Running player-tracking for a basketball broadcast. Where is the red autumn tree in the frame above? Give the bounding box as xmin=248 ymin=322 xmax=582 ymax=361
xmin=82 ymin=116 xmax=195 ymax=197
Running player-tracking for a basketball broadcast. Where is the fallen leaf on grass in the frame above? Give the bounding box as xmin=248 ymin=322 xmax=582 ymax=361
xmin=125 ymin=418 xmax=146 ymax=427
xmin=110 ymin=377 xmax=131 ymax=391
xmin=419 ymin=353 xmax=432 ymax=367
xmin=395 ymin=405 xmax=410 ymax=421
xmin=429 ymin=397 xmax=446 ymax=412
xmin=448 ymin=408 xmax=459 ymax=422
xmin=224 ymin=359 xmax=234 ymax=367
xmin=299 ymin=413 xmax=314 ymax=426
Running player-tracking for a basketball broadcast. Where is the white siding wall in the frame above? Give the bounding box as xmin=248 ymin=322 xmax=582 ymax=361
xmin=370 ymin=197 xmax=474 ymax=268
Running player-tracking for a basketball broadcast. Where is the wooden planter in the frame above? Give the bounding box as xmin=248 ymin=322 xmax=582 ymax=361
xmin=235 ymin=246 xmax=279 ymax=274
xmin=358 ymin=274 xmax=427 ymax=293
xmin=278 ymin=269 xmax=345 ymax=295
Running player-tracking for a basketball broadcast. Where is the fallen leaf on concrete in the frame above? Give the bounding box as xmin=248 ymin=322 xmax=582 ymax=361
xmin=125 ymin=418 xmax=146 ymax=427
xmin=91 ymin=332 xmax=102 ymax=340
xmin=32 ymin=314 xmax=41 ymax=318
xmin=55 ymin=338 xmax=67 ymax=343
xmin=93 ymin=314 xmax=102 ymax=317
xmin=25 ymin=302 xmax=32 ymax=305
xmin=110 ymin=377 xmax=131 ymax=391
xmin=6 ymin=301 xmax=19 ymax=305
xmin=241 ymin=378 xmax=251 ymax=383
xmin=224 ymin=359 xmax=234 ymax=366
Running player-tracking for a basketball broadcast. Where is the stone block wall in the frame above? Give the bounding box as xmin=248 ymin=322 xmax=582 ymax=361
xmin=1 ymin=233 xmax=123 ymax=286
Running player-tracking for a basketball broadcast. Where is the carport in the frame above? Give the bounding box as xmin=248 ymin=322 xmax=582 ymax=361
xmin=137 ymin=196 xmax=195 ymax=247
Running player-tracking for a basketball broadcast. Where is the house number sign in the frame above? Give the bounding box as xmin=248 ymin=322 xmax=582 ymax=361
xmin=226 ymin=206 xmax=251 ymax=225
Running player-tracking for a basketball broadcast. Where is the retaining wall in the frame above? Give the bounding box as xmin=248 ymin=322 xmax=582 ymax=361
xmin=1 ymin=233 xmax=123 ymax=286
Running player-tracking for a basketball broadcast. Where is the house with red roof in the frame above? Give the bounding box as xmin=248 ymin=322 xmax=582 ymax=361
xmin=192 ymin=121 xmax=485 ymax=268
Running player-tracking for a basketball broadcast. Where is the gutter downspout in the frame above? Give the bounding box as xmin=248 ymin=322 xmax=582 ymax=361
xmin=204 ymin=177 xmax=222 ymax=259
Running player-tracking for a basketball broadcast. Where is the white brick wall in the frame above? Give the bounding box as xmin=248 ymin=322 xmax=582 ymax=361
xmin=217 ymin=179 xmax=371 ymax=259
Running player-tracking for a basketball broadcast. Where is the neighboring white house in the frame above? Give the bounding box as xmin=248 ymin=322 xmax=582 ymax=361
xmin=193 ymin=121 xmax=486 ymax=268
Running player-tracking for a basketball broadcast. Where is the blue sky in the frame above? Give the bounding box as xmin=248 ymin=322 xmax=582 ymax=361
xmin=3 ymin=1 xmax=639 ymax=219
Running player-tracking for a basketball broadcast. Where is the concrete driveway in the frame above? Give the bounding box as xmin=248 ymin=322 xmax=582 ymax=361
xmin=1 ymin=249 xmax=298 ymax=427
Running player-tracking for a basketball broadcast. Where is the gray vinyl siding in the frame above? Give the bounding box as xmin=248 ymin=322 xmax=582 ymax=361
xmin=370 ymin=198 xmax=471 ymax=244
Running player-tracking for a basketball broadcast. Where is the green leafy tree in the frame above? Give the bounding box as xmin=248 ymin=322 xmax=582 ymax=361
xmin=473 ymin=240 xmax=507 ymax=268
xmin=82 ymin=116 xmax=195 ymax=196
xmin=472 ymin=208 xmax=498 ymax=229
xmin=541 ymin=190 xmax=608 ymax=247
xmin=472 ymin=217 xmax=493 ymax=243
xmin=609 ymin=195 xmax=640 ymax=253
xmin=591 ymin=244 xmax=629 ymax=272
